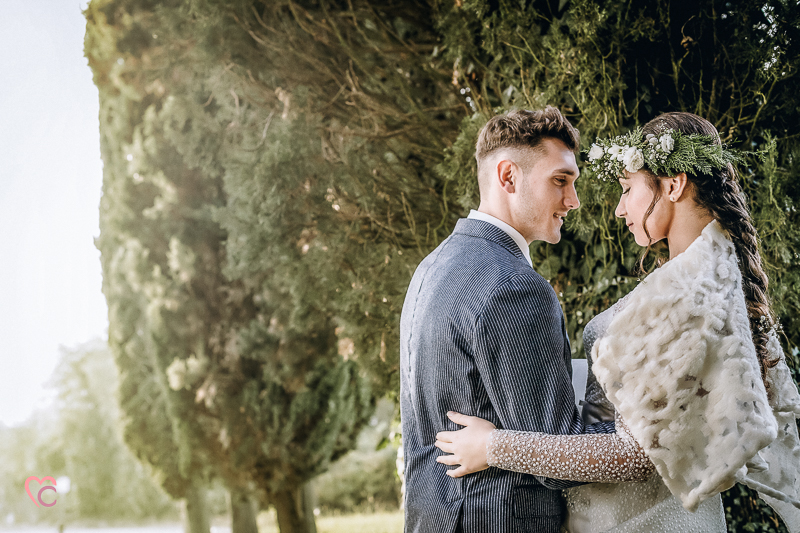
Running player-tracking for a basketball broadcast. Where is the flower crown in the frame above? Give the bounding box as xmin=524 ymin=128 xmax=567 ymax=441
xmin=586 ymin=127 xmax=747 ymax=182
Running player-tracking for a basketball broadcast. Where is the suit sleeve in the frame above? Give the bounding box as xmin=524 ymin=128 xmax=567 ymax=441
xmin=473 ymin=273 xmax=613 ymax=489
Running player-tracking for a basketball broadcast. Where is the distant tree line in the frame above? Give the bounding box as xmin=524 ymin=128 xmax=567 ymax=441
xmin=84 ymin=1 xmax=800 ymax=532
xmin=0 ymin=341 xmax=181 ymax=524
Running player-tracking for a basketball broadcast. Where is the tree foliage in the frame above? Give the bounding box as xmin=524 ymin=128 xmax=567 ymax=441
xmin=176 ymin=0 xmax=467 ymax=396
xmin=86 ymin=1 xmax=374 ymax=531
xmin=86 ymin=5 xmax=226 ymax=529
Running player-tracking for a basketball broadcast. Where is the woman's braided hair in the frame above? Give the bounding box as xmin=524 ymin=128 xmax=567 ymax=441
xmin=639 ymin=112 xmax=779 ymax=390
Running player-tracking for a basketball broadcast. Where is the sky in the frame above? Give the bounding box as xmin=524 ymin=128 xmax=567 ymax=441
xmin=0 ymin=0 xmax=108 ymax=426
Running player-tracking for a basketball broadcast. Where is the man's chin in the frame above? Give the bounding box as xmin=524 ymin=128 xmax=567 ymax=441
xmin=529 ymin=227 xmax=562 ymax=245
xmin=544 ymin=231 xmax=562 ymax=244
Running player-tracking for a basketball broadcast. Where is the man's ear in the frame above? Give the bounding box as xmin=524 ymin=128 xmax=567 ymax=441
xmin=496 ymin=159 xmax=518 ymax=193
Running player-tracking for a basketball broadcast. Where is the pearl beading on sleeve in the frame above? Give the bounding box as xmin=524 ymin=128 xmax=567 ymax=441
xmin=486 ymin=413 xmax=655 ymax=483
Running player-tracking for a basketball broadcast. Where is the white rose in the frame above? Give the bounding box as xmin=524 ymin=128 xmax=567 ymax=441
xmin=623 ymin=147 xmax=644 ymax=173
xmin=659 ymin=134 xmax=674 ymax=153
xmin=646 ymin=134 xmax=658 ymax=146
xmin=609 ymin=145 xmax=621 ymax=156
xmin=588 ymin=144 xmax=604 ymax=160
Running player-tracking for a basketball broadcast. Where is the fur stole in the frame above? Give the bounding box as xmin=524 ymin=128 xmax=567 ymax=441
xmin=592 ymin=220 xmax=800 ymax=521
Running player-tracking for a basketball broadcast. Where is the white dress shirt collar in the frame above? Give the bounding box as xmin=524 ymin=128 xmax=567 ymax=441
xmin=467 ymin=210 xmax=532 ymax=267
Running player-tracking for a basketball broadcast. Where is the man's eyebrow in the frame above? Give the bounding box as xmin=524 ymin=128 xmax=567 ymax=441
xmin=552 ymin=168 xmax=578 ymax=176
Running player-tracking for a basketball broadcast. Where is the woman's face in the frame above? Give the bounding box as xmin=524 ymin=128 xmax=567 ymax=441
xmin=615 ymin=171 xmax=671 ymax=247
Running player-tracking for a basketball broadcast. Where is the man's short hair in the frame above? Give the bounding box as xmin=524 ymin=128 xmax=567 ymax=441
xmin=475 ymin=106 xmax=580 ymax=171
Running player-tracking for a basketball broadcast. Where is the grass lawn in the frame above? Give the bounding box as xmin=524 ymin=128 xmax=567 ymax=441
xmin=257 ymin=510 xmax=404 ymax=533
xmin=316 ymin=512 xmax=404 ymax=533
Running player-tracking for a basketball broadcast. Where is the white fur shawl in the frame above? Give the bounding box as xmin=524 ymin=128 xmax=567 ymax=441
xmin=592 ymin=220 xmax=800 ymax=522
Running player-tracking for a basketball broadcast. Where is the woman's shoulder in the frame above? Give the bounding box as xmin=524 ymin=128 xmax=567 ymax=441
xmin=583 ymin=293 xmax=634 ymax=355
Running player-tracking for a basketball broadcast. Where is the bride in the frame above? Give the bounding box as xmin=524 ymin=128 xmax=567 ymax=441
xmin=433 ymin=112 xmax=800 ymax=532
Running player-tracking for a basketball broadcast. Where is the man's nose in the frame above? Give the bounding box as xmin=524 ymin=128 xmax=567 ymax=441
xmin=566 ymin=183 xmax=580 ymax=210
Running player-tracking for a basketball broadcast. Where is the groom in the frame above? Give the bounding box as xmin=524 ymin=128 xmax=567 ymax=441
xmin=400 ymin=107 xmax=606 ymax=533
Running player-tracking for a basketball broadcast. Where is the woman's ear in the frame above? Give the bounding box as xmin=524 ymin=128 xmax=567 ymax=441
xmin=665 ymin=172 xmax=689 ymax=202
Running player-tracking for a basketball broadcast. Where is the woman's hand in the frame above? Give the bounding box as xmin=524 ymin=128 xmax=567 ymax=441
xmin=434 ymin=411 xmax=496 ymax=478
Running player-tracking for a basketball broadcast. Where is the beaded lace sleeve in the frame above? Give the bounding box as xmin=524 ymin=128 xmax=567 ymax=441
xmin=486 ymin=412 xmax=655 ymax=482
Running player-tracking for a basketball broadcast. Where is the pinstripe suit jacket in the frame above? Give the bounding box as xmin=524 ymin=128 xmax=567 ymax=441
xmin=400 ymin=218 xmax=604 ymax=533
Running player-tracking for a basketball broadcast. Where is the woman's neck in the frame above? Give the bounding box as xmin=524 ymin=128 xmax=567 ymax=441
xmin=666 ymin=210 xmax=715 ymax=259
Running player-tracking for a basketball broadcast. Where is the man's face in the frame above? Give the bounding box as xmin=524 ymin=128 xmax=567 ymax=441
xmin=510 ymin=138 xmax=580 ymax=244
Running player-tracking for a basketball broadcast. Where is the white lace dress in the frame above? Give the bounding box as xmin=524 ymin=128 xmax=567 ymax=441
xmin=487 ymin=301 xmax=727 ymax=533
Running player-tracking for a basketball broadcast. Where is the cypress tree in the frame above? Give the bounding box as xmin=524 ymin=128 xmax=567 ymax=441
xmin=86 ymin=2 xmax=375 ymax=531
xmin=85 ymin=3 xmax=225 ymax=530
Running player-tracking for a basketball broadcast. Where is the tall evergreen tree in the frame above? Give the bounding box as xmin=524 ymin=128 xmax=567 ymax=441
xmin=85 ymin=2 xmax=224 ymax=525
xmin=85 ymin=2 xmax=374 ymax=531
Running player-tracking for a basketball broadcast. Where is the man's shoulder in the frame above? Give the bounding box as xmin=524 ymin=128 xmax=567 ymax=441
xmin=485 ymin=267 xmax=559 ymax=310
xmin=416 ymin=228 xmax=552 ymax=290
xmin=414 ymin=249 xmax=554 ymax=315
xmin=417 ymin=235 xmax=529 ymax=284
xmin=423 ymin=225 xmax=523 ymax=267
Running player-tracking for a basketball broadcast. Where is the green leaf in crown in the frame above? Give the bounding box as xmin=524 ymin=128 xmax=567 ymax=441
xmin=585 ymin=127 xmax=752 ymax=182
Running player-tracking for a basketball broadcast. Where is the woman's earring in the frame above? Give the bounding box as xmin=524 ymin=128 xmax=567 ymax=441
xmin=670 ymin=196 xmax=676 ymax=202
